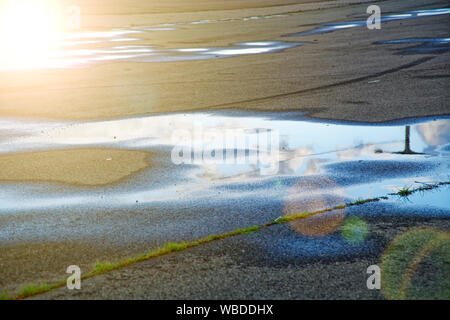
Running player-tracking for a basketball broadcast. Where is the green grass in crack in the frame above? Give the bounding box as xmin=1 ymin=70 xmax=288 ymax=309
xmin=397 ymin=187 xmax=413 ymax=197
xmin=89 ymin=225 xmax=261 ymax=278
xmin=346 ymin=197 xmax=381 ymax=206
xmin=391 ymin=182 xmax=450 ymax=198
xmin=92 ymin=261 xmax=116 ymax=274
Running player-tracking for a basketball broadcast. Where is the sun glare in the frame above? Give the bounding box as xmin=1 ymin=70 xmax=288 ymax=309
xmin=0 ymin=0 xmax=64 ymax=70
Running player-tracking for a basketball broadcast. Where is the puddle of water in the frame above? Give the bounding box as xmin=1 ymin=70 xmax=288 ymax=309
xmin=344 ymin=178 xmax=450 ymax=211
xmin=285 ymin=8 xmax=450 ymax=37
xmin=1 ymin=8 xmax=448 ymax=70
xmin=0 ymin=112 xmax=449 ymax=212
xmin=129 ymin=41 xmax=304 ymax=63
xmin=158 ymin=13 xmax=289 ymax=27
xmin=389 ymin=186 xmax=450 ymax=210
xmin=0 ymin=39 xmax=304 ymax=70
xmin=2 ymin=113 xmax=449 ymax=155
xmin=375 ymin=38 xmax=450 ymax=55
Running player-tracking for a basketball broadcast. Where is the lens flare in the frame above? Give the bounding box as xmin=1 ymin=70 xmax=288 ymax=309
xmin=0 ymin=0 xmax=63 ymax=70
xmin=283 ymin=178 xmax=346 ymax=237
xmin=381 ymin=228 xmax=450 ymax=300
xmin=340 ymin=217 xmax=368 ymax=243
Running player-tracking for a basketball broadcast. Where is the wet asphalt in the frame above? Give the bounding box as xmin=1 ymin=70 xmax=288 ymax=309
xmin=0 ymin=0 xmax=449 ymax=299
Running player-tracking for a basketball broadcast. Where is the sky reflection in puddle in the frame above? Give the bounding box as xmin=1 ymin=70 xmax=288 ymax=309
xmin=0 ymin=112 xmax=449 ymax=213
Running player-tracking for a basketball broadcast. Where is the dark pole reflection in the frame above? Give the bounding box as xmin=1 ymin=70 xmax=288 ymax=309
xmin=395 ymin=126 xmax=423 ymax=155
